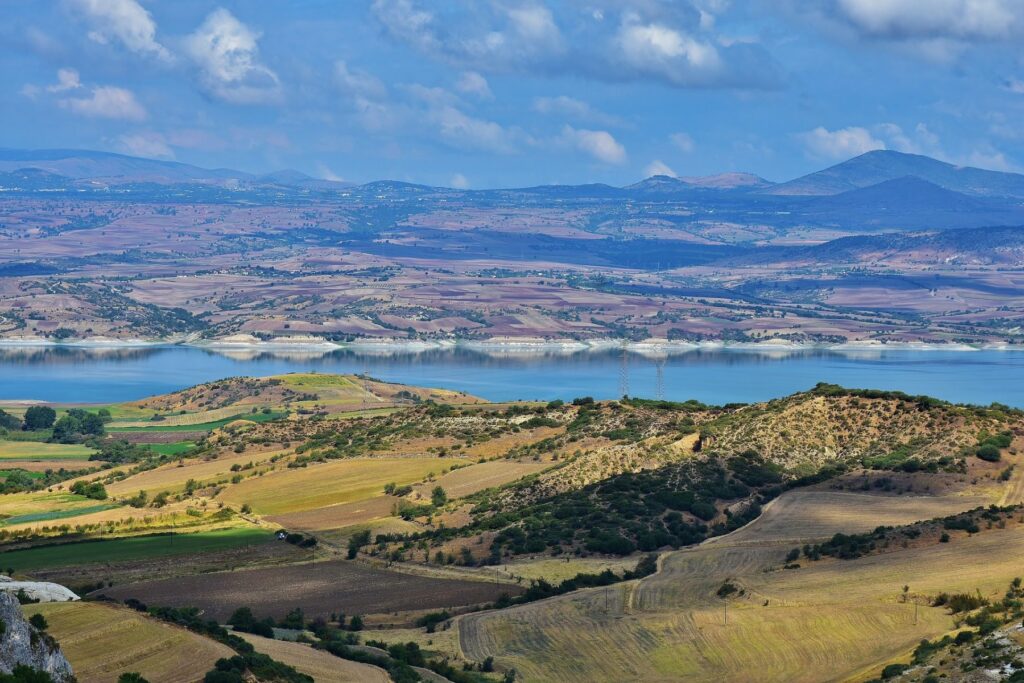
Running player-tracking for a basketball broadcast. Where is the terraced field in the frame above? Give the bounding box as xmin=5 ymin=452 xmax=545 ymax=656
xmin=33 ymin=601 xmax=233 ymax=683
xmin=105 ymin=448 xmax=287 ymax=497
xmin=459 ymin=486 xmax=1007 ymax=683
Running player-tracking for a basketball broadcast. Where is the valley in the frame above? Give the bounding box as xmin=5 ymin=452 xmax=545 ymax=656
xmin=2 ymin=372 xmax=1024 ymax=681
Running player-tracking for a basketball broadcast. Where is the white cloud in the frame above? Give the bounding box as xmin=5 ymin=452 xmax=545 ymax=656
xmin=117 ymin=132 xmax=173 ymax=158
xmin=450 ymin=173 xmax=470 ymax=189
xmin=185 ymin=9 xmax=280 ymax=105
xmin=965 ymin=148 xmax=1018 ymax=172
xmin=874 ymin=122 xmax=943 ymax=157
xmin=834 ymin=0 xmax=1020 ymax=41
xmin=60 ymin=86 xmax=147 ymax=121
xmin=316 ymin=164 xmax=345 ymax=182
xmin=561 ymin=125 xmax=627 ymax=164
xmin=335 ymin=61 xmax=387 ymax=100
xmin=645 ymin=159 xmax=677 ymax=177
xmin=532 ymin=95 xmax=622 ymax=126
xmin=456 ymin=71 xmax=492 ymax=99
xmin=48 ymin=69 xmax=82 ymax=93
xmin=670 ymin=132 xmax=695 ymax=153
xmin=371 ymin=1 xmax=778 ymax=90
xmin=798 ymin=125 xmax=885 ymax=159
xmin=433 ymin=106 xmax=523 ymax=154
xmin=72 ymin=0 xmax=172 ymax=62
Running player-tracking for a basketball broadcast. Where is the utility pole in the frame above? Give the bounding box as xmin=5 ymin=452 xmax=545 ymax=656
xmin=618 ymin=345 xmax=629 ymax=398
xmin=656 ymin=358 xmax=665 ymax=401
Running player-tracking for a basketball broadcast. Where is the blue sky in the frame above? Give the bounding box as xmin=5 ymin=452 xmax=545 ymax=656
xmin=2 ymin=0 xmax=1024 ymax=187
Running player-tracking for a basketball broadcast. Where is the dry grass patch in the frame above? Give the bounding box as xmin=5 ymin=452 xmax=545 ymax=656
xmin=33 ymin=601 xmax=233 ymax=683
xmin=237 ymin=632 xmax=389 ymax=683
xmin=219 ymin=456 xmax=463 ymax=516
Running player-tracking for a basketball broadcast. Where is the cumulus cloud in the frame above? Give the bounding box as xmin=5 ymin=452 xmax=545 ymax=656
xmin=798 ymin=126 xmax=885 ymax=159
xmin=532 ymin=95 xmax=622 ymax=126
xmin=335 ymin=60 xmax=388 ymax=100
xmin=371 ymin=0 xmax=779 ymax=90
xmin=874 ymin=122 xmax=943 ymax=157
xmin=645 ymin=159 xmax=677 ymax=177
xmin=60 ymin=85 xmax=147 ymax=121
xmin=185 ymin=9 xmax=280 ymax=104
xmin=433 ymin=106 xmax=524 ymax=154
xmin=72 ymin=0 xmax=172 ymax=62
xmin=670 ymin=131 xmax=695 ymax=153
xmin=450 ymin=173 xmax=470 ymax=188
xmin=561 ymin=125 xmax=627 ymax=164
xmin=117 ymin=132 xmax=174 ymax=158
xmin=833 ymin=0 xmax=1021 ymax=41
xmin=455 ymin=71 xmax=492 ymax=99
xmin=48 ymin=69 xmax=82 ymax=93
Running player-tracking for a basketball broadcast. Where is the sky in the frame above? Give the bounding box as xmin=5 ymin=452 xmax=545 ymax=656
xmin=2 ymin=0 xmax=1024 ymax=188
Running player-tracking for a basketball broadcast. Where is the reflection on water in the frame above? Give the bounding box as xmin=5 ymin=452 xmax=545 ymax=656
xmin=1 ymin=344 xmax=1023 ymax=407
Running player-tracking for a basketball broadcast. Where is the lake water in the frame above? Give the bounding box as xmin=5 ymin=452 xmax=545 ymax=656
xmin=2 ymin=345 xmax=1024 ymax=407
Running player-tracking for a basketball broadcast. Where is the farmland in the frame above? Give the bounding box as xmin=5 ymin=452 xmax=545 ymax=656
xmin=220 ymin=456 xmax=461 ymax=516
xmin=3 ymin=376 xmax=1024 ymax=682
xmin=32 ymin=601 xmax=233 ymax=683
xmin=1 ymin=527 xmax=273 ymax=572
xmin=236 ymin=632 xmax=390 ymax=683
xmin=0 ymin=440 xmax=95 ymax=461
xmin=100 ymin=557 xmax=522 ymax=622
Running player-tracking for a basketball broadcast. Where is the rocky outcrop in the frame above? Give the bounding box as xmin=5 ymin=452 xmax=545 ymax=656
xmin=0 ymin=591 xmax=74 ymax=682
xmin=0 ymin=577 xmax=79 ymax=603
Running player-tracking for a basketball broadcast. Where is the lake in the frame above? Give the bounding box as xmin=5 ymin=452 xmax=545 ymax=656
xmin=1 ymin=344 xmax=1023 ymax=407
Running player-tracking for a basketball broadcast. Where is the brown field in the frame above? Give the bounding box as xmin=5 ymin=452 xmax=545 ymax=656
xmin=101 ymin=558 xmax=523 ymax=621
xmin=410 ymin=459 xmax=551 ymax=500
xmin=237 ymin=632 xmax=390 ymax=682
xmin=458 ymin=487 xmax=1005 ymax=682
xmin=33 ymin=601 xmax=232 ymax=683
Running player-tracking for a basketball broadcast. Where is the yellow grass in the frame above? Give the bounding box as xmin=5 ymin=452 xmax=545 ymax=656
xmin=237 ymin=632 xmax=390 ymax=683
xmin=105 ymin=448 xmax=287 ymax=497
xmin=458 ymin=487 xmax=1006 ymax=683
xmin=219 ymin=456 xmax=462 ymax=516
xmin=111 ymin=405 xmax=259 ymax=428
xmin=33 ymin=601 xmax=233 ymax=683
xmin=502 ymin=555 xmax=640 ymax=583
xmin=411 ymin=459 xmax=550 ymax=500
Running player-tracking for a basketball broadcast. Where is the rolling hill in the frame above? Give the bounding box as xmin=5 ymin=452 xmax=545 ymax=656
xmin=765 ymin=149 xmax=1024 ymax=198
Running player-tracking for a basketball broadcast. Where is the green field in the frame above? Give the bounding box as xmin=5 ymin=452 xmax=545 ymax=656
xmin=146 ymin=442 xmax=195 ymax=456
xmin=1 ymin=526 xmax=274 ymax=572
xmin=108 ymin=411 xmax=287 ymax=433
xmin=1 ymin=504 xmax=118 ymax=526
xmin=0 ymin=441 xmax=95 ymax=460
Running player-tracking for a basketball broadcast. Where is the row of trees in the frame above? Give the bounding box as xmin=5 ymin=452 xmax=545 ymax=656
xmin=0 ymin=405 xmax=109 ymax=443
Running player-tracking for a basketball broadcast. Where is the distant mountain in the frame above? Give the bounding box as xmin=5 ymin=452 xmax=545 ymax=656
xmin=680 ymin=172 xmax=773 ymax=189
xmin=766 ymin=150 xmax=1024 ymax=199
xmin=0 ymin=148 xmax=249 ymax=185
xmin=790 ymin=224 xmax=1024 ymax=266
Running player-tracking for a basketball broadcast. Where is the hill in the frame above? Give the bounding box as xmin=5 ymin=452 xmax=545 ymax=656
xmin=766 ymin=150 xmax=1024 ymax=198
xmin=0 ymin=148 xmax=248 ymax=185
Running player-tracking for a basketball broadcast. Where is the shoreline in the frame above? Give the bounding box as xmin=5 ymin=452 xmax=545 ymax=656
xmin=0 ymin=336 xmax=1017 ymax=354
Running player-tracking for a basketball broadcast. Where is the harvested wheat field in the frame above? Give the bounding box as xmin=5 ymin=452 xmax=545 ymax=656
xmin=32 ymin=601 xmax=232 ymax=683
xmin=238 ymin=632 xmax=390 ymax=682
xmin=105 ymin=448 xmax=287 ymax=497
xmin=459 ymin=487 xmax=1008 ymax=683
xmin=220 ymin=456 xmax=463 ymax=516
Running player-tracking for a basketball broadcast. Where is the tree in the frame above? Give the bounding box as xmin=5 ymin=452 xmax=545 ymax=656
xmin=118 ymin=674 xmax=150 ymax=683
xmin=431 ymin=486 xmax=448 ymax=507
xmin=23 ymin=406 xmax=55 ymax=430
xmin=348 ymin=614 xmax=363 ymax=631
xmin=0 ymin=409 xmax=21 ymax=431
xmin=28 ymin=613 xmax=47 ymax=631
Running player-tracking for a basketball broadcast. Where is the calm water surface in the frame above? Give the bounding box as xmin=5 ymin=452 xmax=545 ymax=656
xmin=2 ymin=345 xmax=1023 ymax=407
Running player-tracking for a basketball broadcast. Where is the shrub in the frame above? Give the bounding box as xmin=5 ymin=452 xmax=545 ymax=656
xmin=977 ymin=444 xmax=1002 ymax=462
xmin=23 ymin=406 xmax=56 ymax=430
